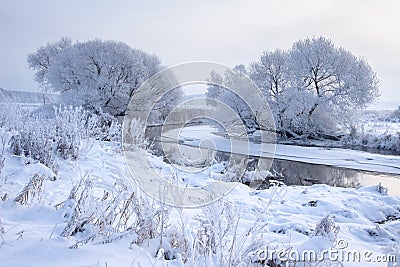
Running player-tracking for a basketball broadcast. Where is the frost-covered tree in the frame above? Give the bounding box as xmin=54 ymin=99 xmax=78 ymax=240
xmin=289 ymin=36 xmax=379 ymax=120
xmin=249 ymin=49 xmax=289 ymax=99
xmin=28 ymin=38 xmax=165 ymax=117
xmin=27 ymin=37 xmax=72 ymax=92
xmin=206 ymin=65 xmax=269 ymax=133
xmin=249 ymin=36 xmax=380 ymax=136
xmin=249 ymin=50 xmax=291 ymax=132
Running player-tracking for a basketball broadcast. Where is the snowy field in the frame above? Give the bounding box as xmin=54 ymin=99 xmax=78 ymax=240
xmin=1 ymin=139 xmax=400 ymax=266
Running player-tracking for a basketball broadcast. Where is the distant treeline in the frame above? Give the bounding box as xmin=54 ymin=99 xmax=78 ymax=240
xmin=0 ymin=88 xmax=59 ymax=104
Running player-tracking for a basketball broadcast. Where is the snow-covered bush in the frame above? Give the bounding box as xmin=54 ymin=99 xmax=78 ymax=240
xmin=194 ymin=200 xmax=237 ymax=258
xmin=34 ymin=105 xmax=121 ymax=142
xmin=123 ymin=118 xmax=146 ymax=148
xmin=192 ymin=200 xmax=266 ymax=266
xmin=341 ymin=110 xmax=400 ymax=153
xmin=14 ymin=174 xmax=44 ymax=206
xmin=10 ymin=112 xmax=69 ymax=169
xmin=9 ymin=116 xmax=58 ymax=169
xmin=132 ymin=194 xmax=171 ymax=246
xmin=59 ymin=173 xmax=170 ymax=249
xmin=164 ymin=208 xmax=193 ymax=263
xmin=342 ymin=130 xmax=400 ymax=153
xmin=88 ymin=111 xmax=121 ymax=142
xmin=9 ymin=106 xmax=88 ymax=170
xmin=0 ymin=103 xmax=27 ymax=130
xmin=312 ymin=215 xmax=339 ymax=238
xmin=219 ymin=157 xmax=247 ymax=183
xmin=390 ymin=106 xmax=400 ymax=122
xmin=8 ymin=105 xmax=122 ymax=171
xmin=53 ymin=106 xmax=86 ymax=159
xmin=0 ymin=129 xmax=6 ymax=198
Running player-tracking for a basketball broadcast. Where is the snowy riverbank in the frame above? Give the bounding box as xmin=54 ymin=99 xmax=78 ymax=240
xmin=162 ymin=125 xmax=400 ymax=175
xmin=0 ymin=139 xmax=399 ymax=266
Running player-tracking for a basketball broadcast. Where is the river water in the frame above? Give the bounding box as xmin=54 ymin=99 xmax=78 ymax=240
xmin=145 ymin=126 xmax=400 ymax=196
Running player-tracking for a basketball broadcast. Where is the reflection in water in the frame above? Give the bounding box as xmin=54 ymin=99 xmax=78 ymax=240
xmin=145 ymin=126 xmax=400 ymax=196
xmin=252 ymin=158 xmax=399 ymax=196
xmin=269 ymin=159 xmax=361 ymax=188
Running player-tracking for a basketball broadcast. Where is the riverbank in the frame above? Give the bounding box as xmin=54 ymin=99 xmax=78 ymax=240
xmin=0 ymin=139 xmax=399 ymax=266
xmin=162 ymin=125 xmax=400 ymax=175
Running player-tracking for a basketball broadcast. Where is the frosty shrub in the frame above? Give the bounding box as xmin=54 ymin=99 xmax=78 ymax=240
xmin=219 ymin=157 xmax=247 ymax=183
xmin=37 ymin=105 xmax=121 ymax=142
xmin=9 ymin=117 xmax=57 ymax=169
xmin=376 ymin=182 xmax=388 ymax=195
xmin=53 ymin=106 xmax=85 ymax=159
xmin=88 ymin=111 xmax=121 ymax=142
xmin=342 ymin=130 xmax=400 ymax=154
xmin=164 ymin=208 xmax=193 ymax=263
xmin=9 ymin=106 xmax=90 ymax=170
xmin=0 ymin=103 xmax=28 ymax=130
xmin=59 ymin=172 xmax=170 ymax=249
xmin=123 ymin=118 xmax=146 ymax=148
xmin=391 ymin=106 xmax=400 ymax=122
xmin=8 ymin=104 xmax=122 ymax=171
xmin=194 ymin=200 xmax=237 ymax=262
xmin=14 ymin=174 xmax=44 ymax=206
xmin=312 ymin=215 xmax=339 ymax=238
xmin=192 ymin=200 xmax=266 ymax=266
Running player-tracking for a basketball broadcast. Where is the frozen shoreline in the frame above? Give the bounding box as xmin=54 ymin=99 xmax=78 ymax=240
xmin=162 ymin=125 xmax=400 ymax=175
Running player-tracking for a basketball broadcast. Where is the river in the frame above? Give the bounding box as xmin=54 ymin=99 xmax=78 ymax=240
xmin=145 ymin=125 xmax=400 ymax=196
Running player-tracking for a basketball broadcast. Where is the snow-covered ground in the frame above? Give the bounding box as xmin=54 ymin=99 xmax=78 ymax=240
xmin=1 ymin=139 xmax=400 ymax=266
xmin=162 ymin=125 xmax=400 ymax=175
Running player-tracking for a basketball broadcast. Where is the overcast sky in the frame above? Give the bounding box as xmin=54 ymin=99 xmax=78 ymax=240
xmin=1 ymin=0 xmax=399 ymax=107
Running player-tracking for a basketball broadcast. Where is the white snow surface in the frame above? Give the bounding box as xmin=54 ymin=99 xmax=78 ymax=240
xmin=0 ymin=139 xmax=399 ymax=266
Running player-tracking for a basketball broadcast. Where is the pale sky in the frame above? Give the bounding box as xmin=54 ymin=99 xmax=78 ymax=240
xmin=0 ymin=0 xmax=399 ymax=108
